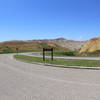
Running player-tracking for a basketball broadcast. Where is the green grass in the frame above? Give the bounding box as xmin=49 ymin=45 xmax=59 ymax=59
xmin=0 ymin=50 xmax=40 ymax=54
xmin=14 ymin=55 xmax=100 ymax=67
xmin=44 ymin=51 xmax=77 ymax=56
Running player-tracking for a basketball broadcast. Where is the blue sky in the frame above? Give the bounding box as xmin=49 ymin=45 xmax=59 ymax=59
xmin=0 ymin=0 xmax=100 ymax=41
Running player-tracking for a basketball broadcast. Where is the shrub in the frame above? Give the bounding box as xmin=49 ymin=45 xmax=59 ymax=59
xmin=64 ymin=51 xmax=75 ymax=56
xmin=54 ymin=51 xmax=76 ymax=56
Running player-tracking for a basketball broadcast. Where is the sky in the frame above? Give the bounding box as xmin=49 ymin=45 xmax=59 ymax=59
xmin=0 ymin=0 xmax=100 ymax=41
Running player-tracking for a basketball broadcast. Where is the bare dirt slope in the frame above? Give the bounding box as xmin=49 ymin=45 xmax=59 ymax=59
xmin=52 ymin=38 xmax=84 ymax=50
xmin=80 ymin=37 xmax=100 ymax=53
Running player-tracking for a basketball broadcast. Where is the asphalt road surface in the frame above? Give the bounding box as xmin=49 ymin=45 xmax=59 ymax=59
xmin=0 ymin=54 xmax=100 ymax=100
xmin=25 ymin=52 xmax=100 ymax=60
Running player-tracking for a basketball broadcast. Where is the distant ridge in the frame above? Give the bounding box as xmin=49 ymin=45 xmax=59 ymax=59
xmin=53 ymin=38 xmax=85 ymax=50
xmin=0 ymin=38 xmax=85 ymax=51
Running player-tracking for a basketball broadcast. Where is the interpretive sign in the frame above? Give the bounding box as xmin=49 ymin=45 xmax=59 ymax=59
xmin=43 ymin=48 xmax=53 ymax=61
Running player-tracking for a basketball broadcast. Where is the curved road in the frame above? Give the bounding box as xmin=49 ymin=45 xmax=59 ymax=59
xmin=25 ymin=52 xmax=100 ymax=60
xmin=0 ymin=54 xmax=100 ymax=100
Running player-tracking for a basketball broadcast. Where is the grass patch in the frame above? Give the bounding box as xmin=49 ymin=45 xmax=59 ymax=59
xmin=0 ymin=50 xmax=40 ymax=54
xmin=14 ymin=55 xmax=100 ymax=67
xmin=44 ymin=50 xmax=77 ymax=56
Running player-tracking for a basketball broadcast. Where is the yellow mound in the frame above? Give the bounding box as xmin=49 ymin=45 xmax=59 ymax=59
xmin=80 ymin=37 xmax=100 ymax=53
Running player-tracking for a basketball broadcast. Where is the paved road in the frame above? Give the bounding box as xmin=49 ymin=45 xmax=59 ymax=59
xmin=24 ymin=52 xmax=100 ymax=60
xmin=0 ymin=54 xmax=100 ymax=100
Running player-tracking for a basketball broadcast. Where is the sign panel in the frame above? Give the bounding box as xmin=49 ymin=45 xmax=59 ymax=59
xmin=43 ymin=48 xmax=53 ymax=61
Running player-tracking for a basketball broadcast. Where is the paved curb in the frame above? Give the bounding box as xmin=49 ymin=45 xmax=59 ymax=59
xmin=14 ymin=57 xmax=100 ymax=70
xmin=44 ymin=64 xmax=100 ymax=70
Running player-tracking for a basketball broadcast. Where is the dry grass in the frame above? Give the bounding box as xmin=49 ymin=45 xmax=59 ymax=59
xmin=0 ymin=40 xmax=68 ymax=52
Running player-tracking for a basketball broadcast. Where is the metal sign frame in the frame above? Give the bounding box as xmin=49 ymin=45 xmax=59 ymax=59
xmin=43 ymin=48 xmax=53 ymax=61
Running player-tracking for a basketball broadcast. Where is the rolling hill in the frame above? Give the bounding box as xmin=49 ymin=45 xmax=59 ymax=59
xmin=0 ymin=38 xmax=84 ymax=52
xmin=80 ymin=37 xmax=100 ymax=53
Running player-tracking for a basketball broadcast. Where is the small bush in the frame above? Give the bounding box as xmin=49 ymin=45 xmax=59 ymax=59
xmin=64 ymin=51 xmax=75 ymax=56
xmin=52 ymin=51 xmax=76 ymax=56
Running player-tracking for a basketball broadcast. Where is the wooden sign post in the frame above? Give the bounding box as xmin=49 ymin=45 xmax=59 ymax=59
xmin=43 ymin=48 xmax=53 ymax=61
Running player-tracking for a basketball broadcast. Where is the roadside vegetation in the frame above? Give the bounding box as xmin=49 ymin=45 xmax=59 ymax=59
xmin=14 ymin=55 xmax=100 ymax=67
xmin=0 ymin=38 xmax=100 ymax=56
xmin=44 ymin=50 xmax=77 ymax=56
xmin=0 ymin=48 xmax=38 ymax=54
xmin=0 ymin=47 xmax=100 ymax=57
xmin=80 ymin=50 xmax=100 ymax=56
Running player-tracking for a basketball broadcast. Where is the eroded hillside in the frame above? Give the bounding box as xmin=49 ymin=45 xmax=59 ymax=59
xmin=80 ymin=37 xmax=100 ymax=53
xmin=0 ymin=38 xmax=84 ymax=52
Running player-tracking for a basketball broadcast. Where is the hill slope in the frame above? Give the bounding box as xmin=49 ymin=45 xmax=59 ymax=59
xmin=0 ymin=40 xmax=68 ymax=52
xmin=52 ymin=38 xmax=84 ymax=50
xmin=80 ymin=37 xmax=100 ymax=53
xmin=0 ymin=38 xmax=84 ymax=52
